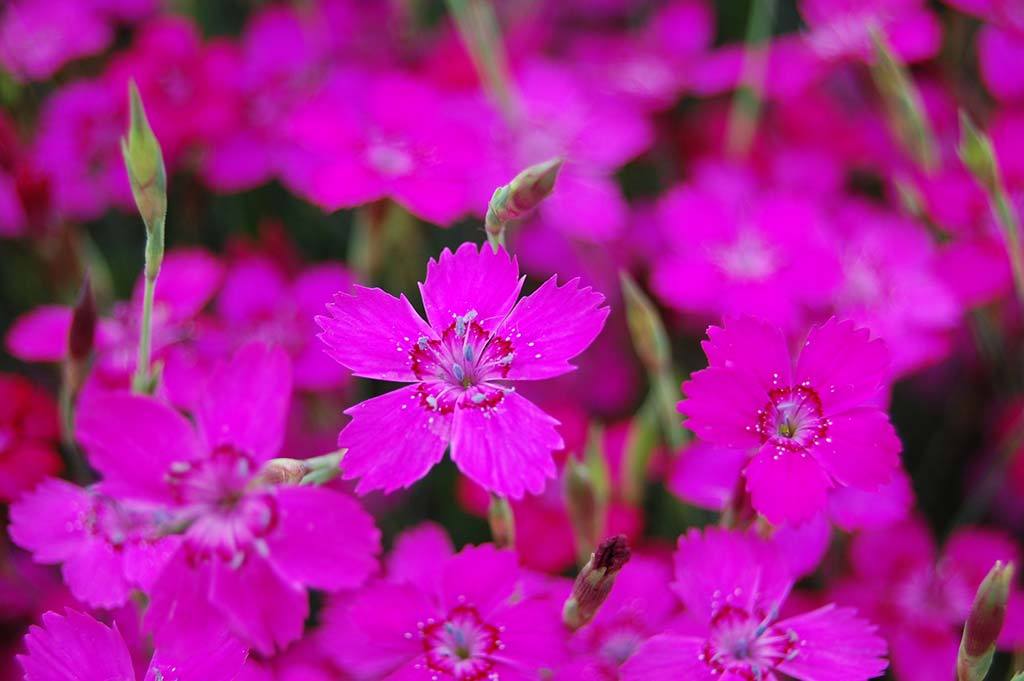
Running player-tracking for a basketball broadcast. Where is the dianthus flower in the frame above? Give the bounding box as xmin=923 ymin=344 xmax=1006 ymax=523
xmin=321 ymin=528 xmax=567 ymax=679
xmin=680 ymin=316 xmax=901 ymax=523
xmin=622 ymin=528 xmax=888 ymax=681
xmin=74 ymin=343 xmax=380 ymax=654
xmin=19 ymin=608 xmax=246 ymax=681
xmin=318 ymin=242 xmax=608 ymax=498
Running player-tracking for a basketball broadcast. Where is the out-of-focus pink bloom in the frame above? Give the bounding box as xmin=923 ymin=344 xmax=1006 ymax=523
xmin=0 ymin=374 xmax=61 ymax=503
xmin=318 ymin=242 xmax=608 ymax=498
xmin=6 ymin=248 xmax=223 ymax=394
xmin=166 ymin=255 xmax=353 ymax=403
xmin=650 ymin=167 xmax=841 ymax=331
xmin=621 ymin=528 xmax=888 ymax=681
xmin=282 ymin=69 xmax=497 ymax=226
xmin=321 ymin=539 xmax=567 ymax=679
xmin=690 ymin=35 xmax=826 ymax=101
xmin=75 ymin=343 xmax=380 ymax=654
xmin=828 ymin=201 xmax=961 ymax=377
xmin=831 ymin=520 xmax=1024 ymax=681
xmin=236 ymin=637 xmax=343 ymax=681
xmin=31 ymin=78 xmax=128 ymax=221
xmin=681 ymin=316 xmax=901 ymax=523
xmin=979 ymin=25 xmax=1024 ymax=101
xmin=800 ymin=0 xmax=942 ymax=64
xmin=199 ymin=6 xmax=328 ymax=192
xmin=19 ymin=608 xmax=247 ymax=681
xmin=559 ymin=554 xmax=680 ymax=679
xmin=0 ymin=1 xmax=112 ymax=81
xmin=9 ymin=479 xmax=179 ymax=609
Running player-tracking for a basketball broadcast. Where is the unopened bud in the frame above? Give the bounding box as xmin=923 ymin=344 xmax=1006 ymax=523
xmin=68 ymin=275 xmax=96 ymax=363
xmin=565 ymin=424 xmax=610 ymax=564
xmin=120 ymin=81 xmax=166 ymax=238
xmin=620 ymin=272 xmax=670 ymax=374
xmin=958 ymin=111 xmax=1002 ymax=196
xmin=485 ymin=158 xmax=563 ymax=250
xmin=957 ymin=561 xmax=1014 ymax=681
xmin=562 ymin=535 xmax=631 ymax=631
xmin=251 ymin=458 xmax=309 ymax=487
xmin=488 ymin=493 xmax=515 ymax=550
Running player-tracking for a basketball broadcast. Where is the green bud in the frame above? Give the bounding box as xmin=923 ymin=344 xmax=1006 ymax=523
xmin=620 ymin=272 xmax=671 ymax=374
xmin=957 ymin=561 xmax=1014 ymax=681
xmin=485 ymin=158 xmax=563 ymax=250
xmin=564 ymin=424 xmax=610 ymax=564
xmin=120 ymin=80 xmax=166 ymax=237
xmin=488 ymin=494 xmax=516 ymax=550
xmin=958 ymin=111 xmax=1002 ymax=195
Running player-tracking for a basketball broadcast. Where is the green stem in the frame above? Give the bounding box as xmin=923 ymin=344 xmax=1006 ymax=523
xmin=725 ymin=0 xmax=777 ymax=158
xmin=445 ymin=0 xmax=520 ymax=123
xmin=994 ymin=190 xmax=1024 ymax=310
xmin=132 ymin=217 xmax=164 ymax=394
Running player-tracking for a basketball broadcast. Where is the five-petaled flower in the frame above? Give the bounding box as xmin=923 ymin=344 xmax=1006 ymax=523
xmin=317 ymin=242 xmax=609 ymax=498
xmin=680 ymin=316 xmax=902 ymax=523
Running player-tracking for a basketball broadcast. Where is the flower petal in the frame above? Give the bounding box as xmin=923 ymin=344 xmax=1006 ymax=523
xmin=418 ymin=242 xmax=523 ymax=330
xmin=776 ymin=605 xmax=889 ymax=681
xmin=317 ymin=287 xmax=433 ymax=381
xmin=493 ymin=275 xmax=608 ymax=380
xmin=338 ymin=385 xmax=452 ymax=494
xmin=145 ymin=626 xmax=248 ymax=681
xmin=5 ymin=306 xmax=72 ymax=362
xmin=386 ymin=522 xmax=454 ymax=589
xmin=744 ymin=442 xmax=831 ymax=524
xmin=198 ymin=342 xmax=291 ymax=463
xmin=265 ymin=486 xmax=380 ymax=591
xmin=19 ymin=609 xmax=135 ymax=681
xmin=813 ymin=408 xmax=901 ymax=490
xmin=210 ymin=554 xmax=308 ymax=655
xmin=450 ymin=392 xmax=561 ymax=498
xmin=702 ymin=316 xmax=793 ymax=391
xmin=679 ymin=367 xmax=765 ymax=449
xmin=620 ymin=635 xmax=718 ymax=681
xmin=795 ymin=317 xmax=890 ymax=413
xmin=440 ymin=544 xmax=519 ymax=616
xmin=76 ymin=393 xmax=202 ymax=504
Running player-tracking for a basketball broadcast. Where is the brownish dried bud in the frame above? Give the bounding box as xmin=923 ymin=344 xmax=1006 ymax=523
xmin=68 ymin=274 xmax=96 ymax=362
xmin=562 ymin=535 xmax=631 ymax=631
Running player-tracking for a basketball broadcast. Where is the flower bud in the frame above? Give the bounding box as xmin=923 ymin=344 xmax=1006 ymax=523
xmin=957 ymin=561 xmax=1014 ymax=681
xmin=564 ymin=426 xmax=610 ymax=564
xmin=488 ymin=493 xmax=515 ymax=550
xmin=485 ymin=158 xmax=563 ymax=250
xmin=562 ymin=535 xmax=631 ymax=631
xmin=68 ymin=274 xmax=96 ymax=363
xmin=120 ymin=81 xmax=166 ymax=238
xmin=251 ymin=458 xmax=309 ymax=487
xmin=620 ymin=272 xmax=671 ymax=374
xmin=958 ymin=111 xmax=1002 ymax=196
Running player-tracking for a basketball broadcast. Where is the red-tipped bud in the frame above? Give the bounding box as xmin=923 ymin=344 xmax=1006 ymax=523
xmin=957 ymin=561 xmax=1014 ymax=681
xmin=68 ymin=275 xmax=96 ymax=362
xmin=562 ymin=535 xmax=631 ymax=631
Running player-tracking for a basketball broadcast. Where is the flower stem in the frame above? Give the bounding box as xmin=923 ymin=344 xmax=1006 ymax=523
xmin=131 ymin=214 xmax=164 ymax=395
xmin=725 ymin=0 xmax=777 ymax=158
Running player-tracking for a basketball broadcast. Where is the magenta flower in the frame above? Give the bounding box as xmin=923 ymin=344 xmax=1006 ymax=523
xmin=0 ymin=374 xmax=62 ymax=503
xmin=831 ymin=519 xmax=1024 ymax=681
xmin=680 ymin=316 xmax=902 ymax=523
xmin=321 ymin=536 xmax=567 ymax=679
xmin=621 ymin=528 xmax=888 ymax=681
xmin=650 ymin=167 xmax=841 ymax=331
xmin=0 ymin=1 xmax=113 ymax=82
xmin=9 ymin=479 xmax=179 ymax=609
xmin=19 ymin=608 xmax=247 ymax=681
xmin=318 ymin=242 xmax=608 ymax=498
xmin=74 ymin=343 xmax=380 ymax=654
xmin=800 ymin=0 xmax=942 ymax=64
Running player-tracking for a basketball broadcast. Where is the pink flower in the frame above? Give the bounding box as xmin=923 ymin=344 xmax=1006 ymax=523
xmin=318 ymin=242 xmax=609 ymax=498
xmin=282 ymin=69 xmax=498 ymax=226
xmin=800 ymin=0 xmax=942 ymax=64
xmin=0 ymin=1 xmax=113 ymax=81
xmin=680 ymin=316 xmax=902 ymax=523
xmin=9 ymin=479 xmax=178 ymax=609
xmin=621 ymin=528 xmax=888 ymax=681
xmin=650 ymin=168 xmax=841 ymax=331
xmin=321 ymin=532 xmax=567 ymax=679
xmin=19 ymin=608 xmax=247 ymax=681
xmin=0 ymin=374 xmax=62 ymax=503
xmin=979 ymin=24 xmax=1024 ymax=101
xmin=830 ymin=519 xmax=1024 ymax=681
xmin=74 ymin=343 xmax=380 ymax=654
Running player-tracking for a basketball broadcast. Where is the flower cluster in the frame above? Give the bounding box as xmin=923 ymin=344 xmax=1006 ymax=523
xmin=2 ymin=0 xmax=1024 ymax=679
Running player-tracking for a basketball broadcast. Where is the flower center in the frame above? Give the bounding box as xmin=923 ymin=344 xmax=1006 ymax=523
xmin=755 ymin=384 xmax=829 ymax=451
xmin=410 ymin=311 xmax=515 ymax=413
xmin=417 ymin=605 xmax=503 ymax=680
xmin=366 ymin=139 xmax=414 ymax=177
xmin=714 ymin=230 xmax=780 ymax=282
xmin=165 ymin=446 xmax=277 ymax=563
xmin=699 ymin=606 xmax=801 ymax=679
